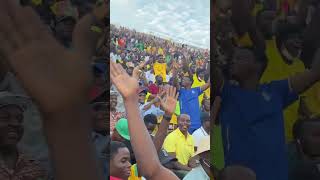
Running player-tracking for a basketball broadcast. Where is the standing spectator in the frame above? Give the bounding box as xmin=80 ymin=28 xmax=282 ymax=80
xmin=177 ymin=76 xmax=210 ymax=133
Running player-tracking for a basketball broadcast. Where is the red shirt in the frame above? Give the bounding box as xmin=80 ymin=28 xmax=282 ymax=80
xmin=148 ymin=83 xmax=159 ymax=95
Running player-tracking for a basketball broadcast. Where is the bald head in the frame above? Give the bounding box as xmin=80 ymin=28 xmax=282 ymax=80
xmin=219 ymin=165 xmax=256 ymax=180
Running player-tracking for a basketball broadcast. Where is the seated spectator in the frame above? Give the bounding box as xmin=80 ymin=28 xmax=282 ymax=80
xmin=144 ymin=114 xmax=158 ymax=137
xmin=109 ymin=141 xmax=131 ymax=180
xmin=163 ymin=114 xmax=196 ymax=178
xmin=0 ymin=92 xmax=48 ymax=180
xmin=289 ymin=117 xmax=320 ymax=180
xmin=192 ymin=112 xmax=210 ymax=151
xmin=184 ymin=136 xmax=213 ymax=180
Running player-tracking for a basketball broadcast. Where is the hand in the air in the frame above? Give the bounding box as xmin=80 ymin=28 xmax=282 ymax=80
xmin=159 ymin=86 xmax=179 ymax=115
xmin=0 ymin=0 xmax=92 ymax=114
xmin=110 ymin=61 xmax=139 ymax=100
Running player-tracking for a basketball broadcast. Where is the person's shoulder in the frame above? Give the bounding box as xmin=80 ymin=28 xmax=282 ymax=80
xmin=192 ymin=128 xmax=201 ymax=136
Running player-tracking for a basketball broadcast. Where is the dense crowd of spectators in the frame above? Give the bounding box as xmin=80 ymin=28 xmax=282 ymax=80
xmin=0 ymin=0 xmax=107 ymax=179
xmin=109 ymin=25 xmax=212 ymax=180
xmin=212 ymin=0 xmax=320 ymax=180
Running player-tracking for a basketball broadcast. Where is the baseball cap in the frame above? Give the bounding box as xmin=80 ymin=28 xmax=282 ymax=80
xmin=115 ymin=118 xmax=130 ymax=140
xmin=158 ymin=149 xmax=177 ymax=165
xmin=194 ymin=136 xmax=210 ymax=156
xmin=0 ymin=92 xmax=30 ymax=111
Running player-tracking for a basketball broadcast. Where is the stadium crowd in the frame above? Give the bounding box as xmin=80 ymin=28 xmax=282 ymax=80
xmin=109 ymin=24 xmax=212 ymax=180
xmin=0 ymin=0 xmax=107 ymax=180
xmin=212 ymin=0 xmax=320 ymax=180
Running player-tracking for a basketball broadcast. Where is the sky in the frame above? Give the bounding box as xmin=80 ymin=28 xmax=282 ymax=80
xmin=110 ymin=0 xmax=210 ymax=49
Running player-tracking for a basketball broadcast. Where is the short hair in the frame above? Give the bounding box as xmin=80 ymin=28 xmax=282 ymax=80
xmin=144 ymin=114 xmax=158 ymax=125
xmin=201 ymin=112 xmax=210 ymax=124
xmin=110 ymin=141 xmax=127 ymax=159
xmin=238 ymin=46 xmax=268 ymax=76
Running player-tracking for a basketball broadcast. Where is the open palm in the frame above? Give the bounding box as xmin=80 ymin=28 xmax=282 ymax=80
xmin=160 ymin=86 xmax=179 ymax=115
xmin=110 ymin=61 xmax=139 ymax=99
xmin=0 ymin=1 xmax=93 ymax=113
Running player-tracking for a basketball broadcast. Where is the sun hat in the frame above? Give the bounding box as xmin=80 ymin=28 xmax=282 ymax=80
xmin=194 ymin=136 xmax=210 ymax=156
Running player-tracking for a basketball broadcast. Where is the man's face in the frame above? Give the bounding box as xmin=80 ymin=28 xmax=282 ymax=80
xmin=203 ymin=99 xmax=210 ymax=112
xmin=283 ymin=34 xmax=302 ymax=60
xmin=146 ymin=122 xmax=156 ymax=135
xmin=127 ymin=67 xmax=134 ymax=76
xmin=178 ymin=114 xmax=191 ymax=134
xmin=111 ymin=147 xmax=131 ymax=179
xmin=158 ymin=57 xmax=165 ymax=63
xmin=55 ymin=18 xmax=76 ymax=42
xmin=181 ymin=76 xmax=192 ymax=88
xmin=156 ymin=76 xmax=163 ymax=85
xmin=138 ymin=93 xmax=146 ymax=104
xmin=0 ymin=105 xmax=24 ymax=148
xmin=197 ymin=71 xmax=205 ymax=80
xmin=301 ymin=121 xmax=320 ymax=157
xmin=110 ymin=95 xmax=117 ymax=110
xmin=230 ymin=48 xmax=257 ymax=81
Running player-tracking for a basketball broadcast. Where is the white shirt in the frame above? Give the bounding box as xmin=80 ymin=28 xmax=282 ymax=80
xmin=145 ymin=70 xmax=155 ymax=83
xmin=183 ymin=165 xmax=210 ymax=180
xmin=139 ymin=102 xmax=164 ymax=118
xmin=192 ymin=126 xmax=209 ymax=148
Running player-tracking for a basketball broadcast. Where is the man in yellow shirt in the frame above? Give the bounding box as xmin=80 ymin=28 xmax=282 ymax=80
xmin=191 ymin=69 xmax=210 ymax=106
xmin=163 ymin=114 xmax=196 ymax=177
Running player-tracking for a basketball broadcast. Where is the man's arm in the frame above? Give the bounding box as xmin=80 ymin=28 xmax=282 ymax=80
xmin=289 ymin=48 xmax=320 ymax=94
xmin=153 ymin=86 xmax=179 ymax=152
xmin=200 ymin=78 xmax=210 ymax=92
xmin=167 ymin=153 xmax=192 ymax=171
xmin=111 ymin=62 xmax=179 ymax=180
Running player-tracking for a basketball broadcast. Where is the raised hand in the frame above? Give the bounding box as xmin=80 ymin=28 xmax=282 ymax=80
xmin=159 ymin=86 xmax=179 ymax=115
xmin=0 ymin=0 xmax=92 ymax=114
xmin=133 ymin=60 xmax=148 ymax=80
xmin=111 ymin=61 xmax=139 ymax=100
